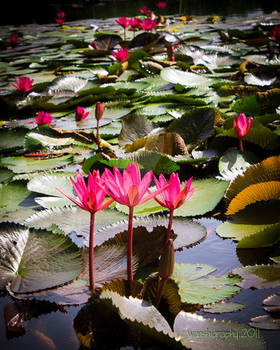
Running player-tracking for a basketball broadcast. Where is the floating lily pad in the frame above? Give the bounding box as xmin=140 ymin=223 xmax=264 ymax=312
xmin=0 ymin=223 xmax=82 ymax=293
xmin=232 ymin=264 xmax=280 ymax=289
xmin=25 ymin=207 xmax=128 ymax=247
xmin=0 ymin=180 xmax=31 ymax=212
xmin=175 ymin=312 xmax=266 ymax=350
xmin=203 ymin=301 xmax=246 ymax=313
xmin=172 ymin=264 xmax=241 ymax=305
xmin=0 ymin=128 xmax=29 ymax=153
xmin=0 ymin=154 xmax=74 ymax=173
xmin=249 ymin=315 xmax=280 ymax=330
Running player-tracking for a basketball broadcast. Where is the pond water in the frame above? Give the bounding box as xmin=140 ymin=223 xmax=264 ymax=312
xmin=1 ymin=0 xmax=280 ymax=25
xmin=0 ymin=2 xmax=280 ymax=350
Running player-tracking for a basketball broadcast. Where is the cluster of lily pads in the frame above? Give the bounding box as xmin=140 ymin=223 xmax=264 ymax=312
xmin=0 ymin=6 xmax=280 ymax=349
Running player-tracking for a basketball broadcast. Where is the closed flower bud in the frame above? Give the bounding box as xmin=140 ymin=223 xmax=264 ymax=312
xmin=158 ymin=239 xmax=174 ymax=280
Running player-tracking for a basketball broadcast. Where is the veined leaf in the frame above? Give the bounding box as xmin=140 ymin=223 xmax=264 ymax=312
xmin=0 ymin=223 xmax=82 ymax=293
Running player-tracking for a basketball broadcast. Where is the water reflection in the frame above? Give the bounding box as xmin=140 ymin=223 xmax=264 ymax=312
xmin=1 ymin=0 xmax=279 ymax=25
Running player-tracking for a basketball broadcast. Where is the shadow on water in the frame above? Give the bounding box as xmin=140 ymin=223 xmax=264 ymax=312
xmin=0 ymin=0 xmax=279 ymax=26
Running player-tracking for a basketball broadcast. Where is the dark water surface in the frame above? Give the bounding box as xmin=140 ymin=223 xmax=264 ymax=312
xmin=1 ymin=0 xmax=279 ymax=25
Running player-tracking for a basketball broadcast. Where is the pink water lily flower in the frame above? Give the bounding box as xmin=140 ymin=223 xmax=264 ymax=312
xmin=76 ymin=106 xmax=89 ymax=121
xmin=99 ymin=163 xmax=169 ymax=280
xmin=111 ymin=48 xmax=131 ymax=62
xmin=11 ymin=76 xmax=35 ymax=94
xmin=156 ymin=1 xmax=167 ymax=9
xmin=233 ymin=113 xmax=252 ymax=151
xmin=151 ymin=173 xmax=196 ymax=243
xmin=8 ymin=34 xmax=19 ymax=46
xmin=140 ymin=19 xmax=157 ymax=31
xmin=35 ymin=111 xmax=53 ymax=126
xmin=140 ymin=6 xmax=151 ymax=15
xmin=56 ymin=12 xmax=65 ymax=26
xmin=270 ymin=25 xmax=280 ymax=44
xmin=115 ymin=16 xmax=130 ymax=29
xmin=57 ymin=170 xmax=114 ymax=292
xmin=129 ymin=17 xmax=141 ymax=29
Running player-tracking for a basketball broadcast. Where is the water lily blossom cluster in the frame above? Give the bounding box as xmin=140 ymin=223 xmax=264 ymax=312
xmin=35 ymin=111 xmax=53 ymax=126
xmin=98 ymin=162 xmax=169 ymax=281
xmin=58 ymin=162 xmax=193 ymax=289
xmin=129 ymin=17 xmax=141 ymax=30
xmin=151 ymin=173 xmax=196 ymax=243
xmin=233 ymin=113 xmax=252 ymax=151
xmin=56 ymin=12 xmax=66 ymax=26
xmin=57 ymin=170 xmax=114 ymax=292
xmin=75 ymin=106 xmax=89 ymax=121
xmin=112 ymin=48 xmax=131 ymax=62
xmin=11 ymin=76 xmax=35 ymax=95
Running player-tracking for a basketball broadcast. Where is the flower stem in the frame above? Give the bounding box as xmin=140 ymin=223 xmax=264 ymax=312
xmin=89 ymin=212 xmax=95 ymax=292
xmin=127 ymin=206 xmax=134 ymax=281
xmin=165 ymin=209 xmax=174 ymax=245
xmin=154 ymin=277 xmax=167 ymax=309
xmin=96 ymin=119 xmax=101 ymax=150
xmin=239 ymin=138 xmax=244 ymax=152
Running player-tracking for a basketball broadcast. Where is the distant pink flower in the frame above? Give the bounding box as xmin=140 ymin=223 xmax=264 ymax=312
xmin=115 ymin=16 xmax=130 ymax=29
xmin=111 ymin=48 xmax=131 ymax=62
xmin=56 ymin=12 xmax=65 ymax=26
xmin=8 ymin=34 xmax=19 ymax=45
xmin=76 ymin=106 xmax=89 ymax=121
xmin=140 ymin=18 xmax=157 ymax=31
xmin=57 ymin=170 xmax=114 ymax=293
xmin=95 ymin=101 xmax=105 ymax=121
xmin=129 ymin=17 xmax=141 ymax=29
xmin=156 ymin=1 xmax=167 ymax=9
xmin=140 ymin=6 xmax=151 ymax=15
xmin=151 ymin=173 xmax=196 ymax=243
xmin=99 ymin=163 xmax=169 ymax=281
xmin=233 ymin=113 xmax=252 ymax=151
xmin=35 ymin=111 xmax=53 ymax=126
xmin=11 ymin=76 xmax=35 ymax=94
xmin=270 ymin=25 xmax=280 ymax=44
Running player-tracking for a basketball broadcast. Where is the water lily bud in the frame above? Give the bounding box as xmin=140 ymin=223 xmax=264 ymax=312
xmin=95 ymin=101 xmax=105 ymax=121
xmin=158 ymin=238 xmax=174 ymax=279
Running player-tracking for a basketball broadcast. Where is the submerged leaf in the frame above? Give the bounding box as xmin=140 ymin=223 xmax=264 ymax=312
xmin=203 ymin=301 xmax=245 ymax=314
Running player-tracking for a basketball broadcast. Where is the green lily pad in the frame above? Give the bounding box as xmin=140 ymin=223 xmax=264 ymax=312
xmin=0 ymin=128 xmax=29 ymax=153
xmin=25 ymin=207 xmax=128 ymax=247
xmin=27 ymin=173 xmax=76 ymax=208
xmin=174 ymin=178 xmax=229 ymax=217
xmin=0 ymin=223 xmax=82 ymax=293
xmin=232 ymin=264 xmax=280 ymax=289
xmin=172 ymin=264 xmax=241 ymax=305
xmin=203 ymin=301 xmax=246 ymax=313
xmin=0 ymin=180 xmax=31 ymax=212
xmin=0 ymin=154 xmax=74 ymax=173
xmin=218 ymin=149 xmax=261 ymax=181
xmin=175 ymin=311 xmax=266 ymax=350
